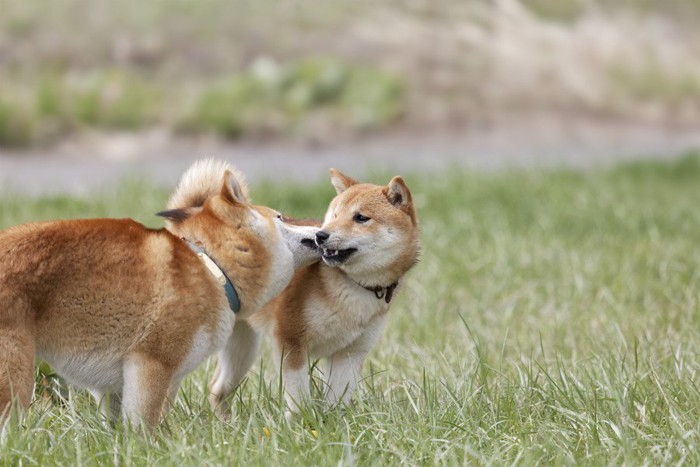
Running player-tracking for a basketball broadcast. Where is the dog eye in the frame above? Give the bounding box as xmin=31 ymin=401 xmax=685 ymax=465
xmin=353 ymin=213 xmax=371 ymax=223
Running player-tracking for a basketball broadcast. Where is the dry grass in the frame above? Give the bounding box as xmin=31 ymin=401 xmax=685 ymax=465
xmin=1 ymin=0 xmax=699 ymax=147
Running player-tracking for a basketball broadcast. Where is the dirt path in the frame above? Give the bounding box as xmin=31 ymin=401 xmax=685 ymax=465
xmin=1 ymin=117 xmax=699 ymax=196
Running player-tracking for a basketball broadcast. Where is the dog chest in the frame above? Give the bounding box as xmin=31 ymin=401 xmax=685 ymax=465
xmin=305 ymin=292 xmax=386 ymax=359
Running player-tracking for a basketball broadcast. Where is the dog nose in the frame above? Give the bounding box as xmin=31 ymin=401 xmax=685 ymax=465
xmin=315 ymin=230 xmax=330 ymax=245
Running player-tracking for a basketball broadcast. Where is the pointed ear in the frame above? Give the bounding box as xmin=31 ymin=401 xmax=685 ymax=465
xmin=330 ymin=168 xmax=359 ymax=195
xmin=157 ymin=208 xmax=192 ymax=223
xmin=220 ymin=170 xmax=246 ymax=205
xmin=385 ymin=176 xmax=413 ymax=210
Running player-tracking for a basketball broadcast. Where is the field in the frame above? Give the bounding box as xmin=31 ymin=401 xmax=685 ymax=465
xmin=1 ymin=155 xmax=699 ymax=464
xmin=2 ymin=0 xmax=700 ymax=147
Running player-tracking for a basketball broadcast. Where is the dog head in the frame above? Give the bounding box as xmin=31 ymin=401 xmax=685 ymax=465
xmin=315 ymin=169 xmax=420 ymax=286
xmin=159 ymin=159 xmax=321 ymax=317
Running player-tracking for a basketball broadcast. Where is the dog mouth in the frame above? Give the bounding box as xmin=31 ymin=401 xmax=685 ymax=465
xmin=322 ymin=247 xmax=357 ymax=264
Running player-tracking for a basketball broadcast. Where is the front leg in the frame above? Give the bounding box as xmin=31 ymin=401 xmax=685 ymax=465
xmin=324 ymin=351 xmax=367 ymax=406
xmin=274 ymin=342 xmax=310 ymax=417
xmin=209 ymin=320 xmax=261 ymax=418
xmin=324 ymin=314 xmax=388 ymax=406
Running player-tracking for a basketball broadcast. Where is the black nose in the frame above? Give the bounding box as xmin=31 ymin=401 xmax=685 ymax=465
xmin=315 ymin=230 xmax=330 ymax=245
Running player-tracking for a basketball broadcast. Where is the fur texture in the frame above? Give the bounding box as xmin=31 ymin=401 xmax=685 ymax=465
xmin=0 ymin=159 xmax=319 ymax=429
xmin=210 ymin=169 xmax=420 ymax=416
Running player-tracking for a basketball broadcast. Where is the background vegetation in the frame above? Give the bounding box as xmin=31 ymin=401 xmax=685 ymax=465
xmin=1 ymin=0 xmax=699 ymax=147
xmin=1 ymin=156 xmax=699 ymax=464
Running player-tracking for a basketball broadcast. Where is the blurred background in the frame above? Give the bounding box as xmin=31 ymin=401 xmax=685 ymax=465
xmin=3 ymin=2 xmax=700 ymax=462
xmin=1 ymin=0 xmax=700 ymax=193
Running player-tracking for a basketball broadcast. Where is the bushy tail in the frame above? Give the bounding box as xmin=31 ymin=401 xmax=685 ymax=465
xmin=167 ymin=159 xmax=249 ymax=210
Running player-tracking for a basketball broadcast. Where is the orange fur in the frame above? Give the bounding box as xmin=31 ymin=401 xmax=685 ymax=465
xmin=0 ymin=159 xmax=319 ymax=429
xmin=212 ymin=170 xmax=420 ymax=415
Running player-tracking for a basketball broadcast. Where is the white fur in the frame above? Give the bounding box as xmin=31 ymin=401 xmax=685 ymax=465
xmin=276 ymin=221 xmax=320 ymax=269
xmin=323 ymin=313 xmax=387 ymax=405
xmin=321 ymin=225 xmax=407 ymax=287
xmin=39 ymin=349 xmax=123 ymax=394
xmin=305 ymin=287 xmax=388 ymax=359
xmin=167 ymin=159 xmax=249 ymax=210
xmin=209 ymin=320 xmax=261 ymax=414
xmin=120 ymin=356 xmax=142 ymax=427
xmin=277 ymin=342 xmax=310 ymax=415
xmin=238 ymin=212 xmax=319 ymax=318
xmin=177 ymin=309 xmax=235 ymax=381
xmin=91 ymin=389 xmax=121 ymax=423
xmin=286 ymin=291 xmax=388 ymax=408
xmin=283 ymin=366 xmax=309 ymax=417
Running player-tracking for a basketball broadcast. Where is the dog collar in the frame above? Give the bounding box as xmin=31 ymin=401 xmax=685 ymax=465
xmin=184 ymin=239 xmax=240 ymax=313
xmin=362 ymin=282 xmax=398 ymax=304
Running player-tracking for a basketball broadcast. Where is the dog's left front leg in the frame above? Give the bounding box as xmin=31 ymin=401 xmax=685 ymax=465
xmin=273 ymin=343 xmax=310 ymax=419
xmin=325 ymin=314 xmax=388 ymax=406
xmin=324 ymin=351 xmax=366 ymax=406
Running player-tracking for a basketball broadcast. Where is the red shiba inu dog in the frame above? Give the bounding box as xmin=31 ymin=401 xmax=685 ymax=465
xmin=0 ymin=159 xmax=319 ymax=429
xmin=210 ymin=169 xmax=420 ymax=416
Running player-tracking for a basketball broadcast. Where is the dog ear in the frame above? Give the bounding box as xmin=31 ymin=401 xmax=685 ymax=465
xmin=330 ymin=168 xmax=359 ymax=195
xmin=385 ymin=176 xmax=413 ymax=210
xmin=220 ymin=170 xmax=246 ymax=204
xmin=157 ymin=208 xmax=192 ymax=223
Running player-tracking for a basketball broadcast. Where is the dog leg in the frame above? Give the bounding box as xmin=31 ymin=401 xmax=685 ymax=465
xmin=0 ymin=296 xmax=36 ymax=420
xmin=275 ymin=344 xmax=310 ymax=418
xmin=209 ymin=320 xmax=261 ymax=418
xmin=324 ymin=352 xmax=367 ymax=406
xmin=157 ymin=376 xmax=184 ymax=420
xmin=325 ymin=314 xmax=387 ymax=406
xmin=91 ymin=390 xmax=122 ymax=424
xmin=121 ymin=355 xmax=173 ymax=431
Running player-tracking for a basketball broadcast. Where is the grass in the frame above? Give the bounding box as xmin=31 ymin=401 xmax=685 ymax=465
xmin=2 ymin=155 xmax=700 ymax=464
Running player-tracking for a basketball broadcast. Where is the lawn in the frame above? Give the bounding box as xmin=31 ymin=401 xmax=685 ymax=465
xmin=1 ymin=155 xmax=699 ymax=465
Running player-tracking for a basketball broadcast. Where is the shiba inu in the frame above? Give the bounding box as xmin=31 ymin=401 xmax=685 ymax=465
xmin=0 ymin=159 xmax=320 ymax=429
xmin=209 ymin=169 xmax=420 ymax=416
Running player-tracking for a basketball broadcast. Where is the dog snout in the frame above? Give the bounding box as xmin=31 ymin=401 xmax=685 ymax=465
xmin=301 ymin=238 xmax=317 ymax=249
xmin=315 ymin=230 xmax=330 ymax=245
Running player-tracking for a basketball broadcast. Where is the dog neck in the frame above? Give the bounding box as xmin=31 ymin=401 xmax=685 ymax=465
xmin=360 ymin=282 xmax=399 ymax=304
xmin=184 ymin=239 xmax=241 ymax=313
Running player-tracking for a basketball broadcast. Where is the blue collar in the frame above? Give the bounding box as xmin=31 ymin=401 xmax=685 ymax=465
xmin=185 ymin=240 xmax=241 ymax=313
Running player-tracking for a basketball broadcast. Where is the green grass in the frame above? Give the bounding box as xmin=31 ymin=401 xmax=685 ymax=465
xmin=2 ymin=155 xmax=700 ymax=464
xmin=0 ymin=60 xmax=405 ymax=146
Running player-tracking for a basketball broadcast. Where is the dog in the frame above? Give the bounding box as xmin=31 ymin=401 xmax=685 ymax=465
xmin=0 ymin=159 xmax=320 ymax=429
xmin=209 ymin=168 xmax=420 ymax=416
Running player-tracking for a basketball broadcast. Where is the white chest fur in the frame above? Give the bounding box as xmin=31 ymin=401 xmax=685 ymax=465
xmin=305 ymin=280 xmax=390 ymax=359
